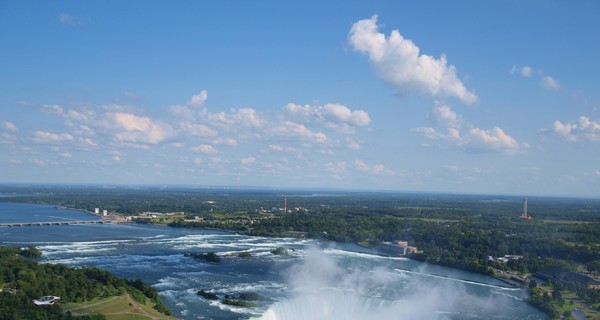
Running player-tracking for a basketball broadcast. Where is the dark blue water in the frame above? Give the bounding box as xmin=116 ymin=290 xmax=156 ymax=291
xmin=0 ymin=202 xmax=547 ymax=320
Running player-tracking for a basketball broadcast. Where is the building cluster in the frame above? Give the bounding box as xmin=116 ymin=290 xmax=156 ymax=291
xmin=536 ymin=267 xmax=600 ymax=289
xmin=94 ymin=208 xmax=108 ymax=216
xmin=380 ymin=240 xmax=420 ymax=256
xmin=487 ymin=255 xmax=523 ymax=264
xmin=184 ymin=216 xmax=204 ymax=223
xmin=94 ymin=207 xmax=129 ymax=223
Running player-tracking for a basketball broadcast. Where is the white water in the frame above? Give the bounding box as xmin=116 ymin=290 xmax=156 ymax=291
xmin=394 ymin=268 xmax=521 ymax=291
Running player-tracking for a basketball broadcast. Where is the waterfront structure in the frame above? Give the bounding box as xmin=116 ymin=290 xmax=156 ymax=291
xmin=381 ymin=240 xmax=419 ymax=256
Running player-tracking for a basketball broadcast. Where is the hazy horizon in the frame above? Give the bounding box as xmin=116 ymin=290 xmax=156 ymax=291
xmin=2 ymin=182 xmax=599 ymax=200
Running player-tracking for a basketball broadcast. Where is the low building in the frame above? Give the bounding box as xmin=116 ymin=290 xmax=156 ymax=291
xmin=535 ymin=267 xmax=600 ymax=288
xmin=491 ymin=255 xmax=523 ymax=264
xmin=33 ymin=296 xmax=60 ymax=306
xmin=184 ymin=216 xmax=204 ymax=222
xmin=380 ymin=240 xmax=419 ymax=256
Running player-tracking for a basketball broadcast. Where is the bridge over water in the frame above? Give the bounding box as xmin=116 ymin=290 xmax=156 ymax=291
xmin=0 ymin=220 xmax=110 ymax=227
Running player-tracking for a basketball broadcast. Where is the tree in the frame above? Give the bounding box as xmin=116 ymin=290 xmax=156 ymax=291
xmin=529 ymin=281 xmax=537 ymax=289
xmin=552 ymin=289 xmax=562 ymax=301
xmin=20 ymin=246 xmax=42 ymax=259
xmin=587 ymin=259 xmax=600 ymax=274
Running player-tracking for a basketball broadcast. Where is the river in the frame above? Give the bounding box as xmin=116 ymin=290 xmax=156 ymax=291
xmin=0 ymin=202 xmax=547 ymax=319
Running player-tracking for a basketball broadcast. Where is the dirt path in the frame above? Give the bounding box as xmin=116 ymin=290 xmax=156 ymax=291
xmin=123 ymin=292 xmax=161 ymax=320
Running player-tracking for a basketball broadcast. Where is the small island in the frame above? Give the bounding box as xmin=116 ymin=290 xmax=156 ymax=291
xmin=184 ymin=252 xmax=221 ymax=263
xmin=270 ymin=247 xmax=288 ymax=256
xmin=197 ymin=290 xmax=270 ymax=309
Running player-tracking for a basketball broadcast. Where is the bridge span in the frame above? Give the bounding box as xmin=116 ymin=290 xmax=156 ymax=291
xmin=0 ymin=220 xmax=110 ymax=228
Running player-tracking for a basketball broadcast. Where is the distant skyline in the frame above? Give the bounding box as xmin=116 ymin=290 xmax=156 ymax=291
xmin=1 ymin=1 xmax=599 ymax=197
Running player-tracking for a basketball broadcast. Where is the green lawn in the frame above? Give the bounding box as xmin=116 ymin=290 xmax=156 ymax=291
xmin=63 ymin=294 xmax=178 ymax=320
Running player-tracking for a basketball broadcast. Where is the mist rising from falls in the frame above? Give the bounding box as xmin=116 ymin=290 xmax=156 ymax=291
xmin=254 ymin=247 xmax=460 ymax=320
xmin=258 ymin=291 xmax=450 ymax=320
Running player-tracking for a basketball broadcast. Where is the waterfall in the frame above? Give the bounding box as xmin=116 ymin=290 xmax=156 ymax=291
xmin=255 ymin=290 xmax=451 ymax=320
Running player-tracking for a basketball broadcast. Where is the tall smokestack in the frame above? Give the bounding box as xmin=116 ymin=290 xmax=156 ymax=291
xmin=284 ymin=197 xmax=287 ymax=213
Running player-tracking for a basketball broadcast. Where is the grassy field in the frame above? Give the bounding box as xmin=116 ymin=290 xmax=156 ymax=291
xmin=63 ymin=293 xmax=179 ymax=320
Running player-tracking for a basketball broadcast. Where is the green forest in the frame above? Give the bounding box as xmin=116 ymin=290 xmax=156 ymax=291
xmin=0 ymin=246 xmax=171 ymax=320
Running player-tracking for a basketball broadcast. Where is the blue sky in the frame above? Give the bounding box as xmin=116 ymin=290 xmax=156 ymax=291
xmin=1 ymin=1 xmax=599 ymax=197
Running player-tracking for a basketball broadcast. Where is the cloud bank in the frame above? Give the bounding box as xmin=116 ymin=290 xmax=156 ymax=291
xmin=4 ymin=90 xmax=376 ymax=184
xmin=549 ymin=116 xmax=600 ymax=141
xmin=416 ymin=103 xmax=527 ymax=154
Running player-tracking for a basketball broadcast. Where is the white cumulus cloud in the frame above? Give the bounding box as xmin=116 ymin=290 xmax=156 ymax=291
xmin=41 ymin=104 xmax=96 ymax=126
xmin=213 ymin=137 xmax=238 ymax=146
xmin=327 ymin=161 xmax=347 ymax=174
xmin=1 ymin=122 xmax=19 ymax=144
xmin=549 ymin=116 xmax=600 ymax=141
xmin=354 ymin=160 xmax=392 ymax=175
xmin=31 ymin=131 xmax=74 ymax=144
xmin=416 ymin=104 xmax=526 ymax=154
xmin=2 ymin=121 xmax=18 ymax=132
xmin=510 ymin=66 xmax=560 ymax=90
xmin=349 ymin=15 xmax=478 ymax=104
xmin=346 ymin=138 xmax=361 ymax=150
xmin=428 ymin=102 xmax=464 ymax=128
xmin=58 ymin=13 xmax=83 ymax=26
xmin=510 ymin=65 xmax=532 ymax=77
xmin=541 ymin=76 xmax=560 ymax=90
xmin=110 ymin=112 xmax=174 ymax=144
xmin=179 ymin=122 xmax=218 ymax=137
xmin=207 ymin=108 xmax=265 ymax=132
xmin=285 ymin=103 xmax=370 ymax=133
xmin=240 ymin=156 xmax=256 ymax=165
xmin=321 ymin=103 xmax=370 ymax=127
xmin=189 ymin=90 xmax=208 ymax=106
xmin=191 ymin=144 xmax=218 ymax=154
xmin=272 ymin=121 xmax=327 ymax=144
xmin=467 ymin=127 xmax=520 ymax=152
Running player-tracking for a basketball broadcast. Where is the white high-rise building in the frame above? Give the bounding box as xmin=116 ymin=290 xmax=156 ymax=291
xmin=94 ymin=208 xmax=100 ymax=215
xmin=102 ymin=210 xmax=108 ymax=216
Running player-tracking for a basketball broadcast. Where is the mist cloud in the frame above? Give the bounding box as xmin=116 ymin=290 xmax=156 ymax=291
xmin=256 ymin=247 xmax=518 ymax=320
